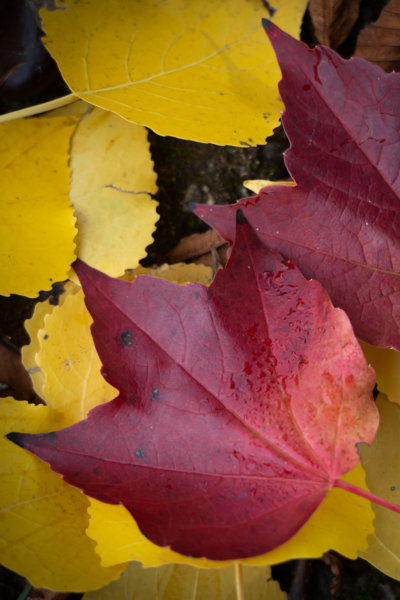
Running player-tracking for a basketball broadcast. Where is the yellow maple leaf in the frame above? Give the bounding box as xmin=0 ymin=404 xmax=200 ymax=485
xmin=0 ymin=398 xmax=126 ymax=591
xmin=41 ymin=0 xmax=308 ymax=145
xmin=359 ymin=394 xmax=400 ymax=580
xmin=0 ymin=114 xmax=77 ymax=297
xmin=83 ymin=562 xmax=286 ymax=600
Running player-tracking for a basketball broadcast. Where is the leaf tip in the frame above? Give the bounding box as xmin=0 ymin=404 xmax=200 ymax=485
xmin=6 ymin=431 xmax=25 ymax=447
xmin=261 ymin=18 xmax=273 ymax=32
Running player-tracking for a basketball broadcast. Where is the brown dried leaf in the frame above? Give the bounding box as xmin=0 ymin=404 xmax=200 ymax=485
xmin=309 ymin=0 xmax=361 ymax=47
xmin=354 ymin=0 xmax=400 ymax=71
xmin=167 ymin=229 xmax=226 ymax=263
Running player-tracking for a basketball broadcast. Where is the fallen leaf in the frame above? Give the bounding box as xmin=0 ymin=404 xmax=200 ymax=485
xmin=27 ymin=286 xmax=117 ymax=424
xmin=166 ymin=230 xmax=226 ymax=263
xmin=0 ymin=398 xmax=126 ymax=591
xmin=308 ymin=0 xmax=361 ymax=48
xmin=359 ymin=394 xmax=400 ymax=580
xmin=21 ymin=290 xmax=71 ymax=402
xmin=243 ymin=180 xmax=295 ymax=194
xmin=359 ymin=342 xmax=400 ymax=405
xmin=196 ymin=22 xmax=400 ymax=349
xmin=354 ymin=0 xmax=400 ymax=72
xmin=10 ymin=216 xmax=377 ymax=560
xmin=87 ymin=463 xmax=374 ymax=568
xmin=0 ymin=113 xmax=77 ymax=297
xmin=40 ymin=0 xmax=308 ymax=145
xmin=127 ymin=263 xmax=214 ymax=286
xmin=1 ymin=99 xmax=158 ymax=295
xmin=69 ymin=104 xmax=158 ymax=275
xmin=82 ymin=562 xmax=286 ymax=600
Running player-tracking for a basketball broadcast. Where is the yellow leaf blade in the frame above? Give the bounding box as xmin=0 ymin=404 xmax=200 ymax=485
xmin=125 ymin=263 xmax=214 ymax=285
xmin=243 ymin=179 xmax=295 ymax=194
xmin=21 ymin=300 xmax=55 ymax=399
xmin=360 ymin=341 xmax=400 ymax=405
xmin=41 ymin=0 xmax=308 ymax=145
xmin=83 ymin=561 xmax=286 ymax=600
xmin=359 ymin=394 xmax=400 ymax=580
xmin=0 ymin=115 xmax=77 ymax=297
xmin=24 ymin=287 xmax=117 ymax=423
xmin=0 ymin=398 xmax=126 ymax=591
xmin=69 ymin=106 xmax=158 ymax=275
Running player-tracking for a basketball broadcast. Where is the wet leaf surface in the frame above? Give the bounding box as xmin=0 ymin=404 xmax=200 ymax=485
xmin=10 ymin=217 xmax=377 ymax=560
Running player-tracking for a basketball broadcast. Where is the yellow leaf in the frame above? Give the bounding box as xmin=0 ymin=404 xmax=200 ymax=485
xmin=83 ymin=561 xmax=286 ymax=600
xmin=23 ymin=285 xmax=117 ymax=424
xmin=360 ymin=341 xmax=400 ymax=406
xmin=243 ymin=179 xmax=295 ymax=194
xmin=87 ymin=463 xmax=374 ymax=568
xmin=0 ymin=114 xmax=77 ymax=297
xmin=126 ymin=263 xmax=214 ymax=285
xmin=21 ymin=300 xmax=55 ymax=399
xmin=0 ymin=398 xmax=126 ymax=591
xmin=359 ymin=394 xmax=400 ymax=580
xmin=41 ymin=0 xmax=308 ymax=145
xmin=69 ymin=105 xmax=158 ymax=275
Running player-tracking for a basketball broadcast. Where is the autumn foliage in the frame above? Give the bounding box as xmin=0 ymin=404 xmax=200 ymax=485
xmin=1 ymin=1 xmax=400 ymax=598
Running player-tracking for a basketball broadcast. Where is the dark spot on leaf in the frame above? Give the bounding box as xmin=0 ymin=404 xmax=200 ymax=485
xmin=151 ymin=388 xmax=160 ymax=401
xmin=43 ymin=334 xmax=49 ymax=340
xmin=391 ymin=485 xmax=396 ymax=491
xmin=120 ymin=330 xmax=134 ymax=346
xmin=135 ymin=448 xmax=145 ymax=459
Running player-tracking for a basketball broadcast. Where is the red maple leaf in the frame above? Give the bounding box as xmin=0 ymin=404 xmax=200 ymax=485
xmin=9 ymin=215 xmax=377 ymax=560
xmin=196 ymin=21 xmax=400 ymax=350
